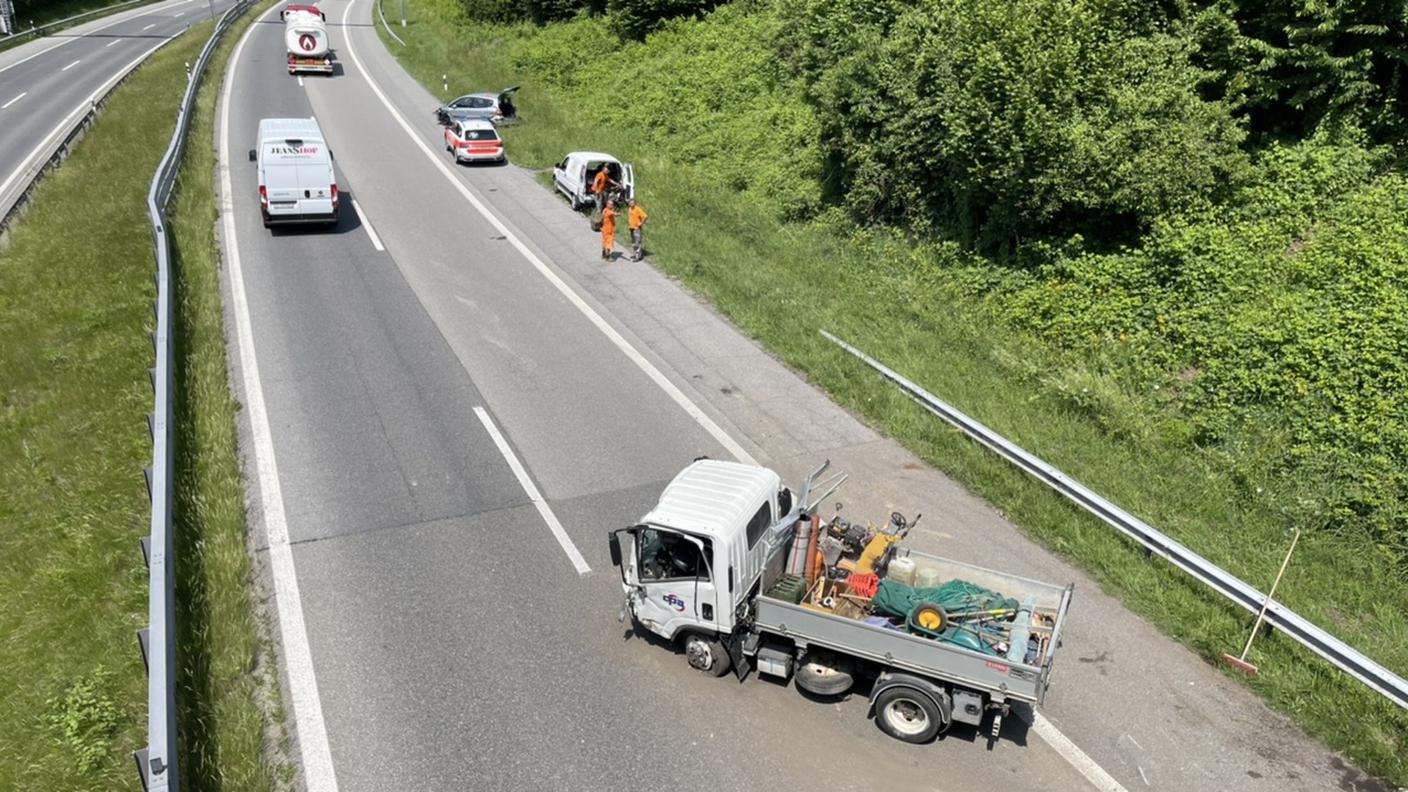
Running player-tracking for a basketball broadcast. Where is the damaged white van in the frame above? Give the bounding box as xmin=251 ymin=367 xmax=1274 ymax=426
xmin=248 ymin=117 xmax=339 ymax=228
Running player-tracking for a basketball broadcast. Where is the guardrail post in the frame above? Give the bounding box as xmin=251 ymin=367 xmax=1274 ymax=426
xmin=137 ymin=627 xmax=150 ymax=672
xmin=133 ymin=748 xmax=150 ymax=792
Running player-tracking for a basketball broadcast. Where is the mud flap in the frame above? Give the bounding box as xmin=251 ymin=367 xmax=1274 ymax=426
xmin=725 ymin=632 xmax=753 ymax=682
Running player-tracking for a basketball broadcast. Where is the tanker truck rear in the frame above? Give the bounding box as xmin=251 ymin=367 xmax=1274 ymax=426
xmin=282 ymin=5 xmax=333 ymax=75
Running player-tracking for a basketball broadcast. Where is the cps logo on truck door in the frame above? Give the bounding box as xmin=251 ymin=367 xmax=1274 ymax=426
xmin=662 ymin=594 xmax=686 ymax=612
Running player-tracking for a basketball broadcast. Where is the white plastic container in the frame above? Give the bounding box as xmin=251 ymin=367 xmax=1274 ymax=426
xmin=914 ymin=565 xmax=944 ymax=589
xmin=887 ymin=556 xmax=916 ymax=586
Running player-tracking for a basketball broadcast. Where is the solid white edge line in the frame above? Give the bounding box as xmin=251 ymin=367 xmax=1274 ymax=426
xmin=474 ymin=407 xmax=592 ymax=575
xmin=1 ymin=92 xmax=25 ymax=109
xmin=340 ymin=0 xmax=758 ymax=468
xmin=341 ymin=3 xmax=1131 ymax=792
xmin=0 ymin=36 xmax=172 ymax=205
xmin=1033 ymin=713 xmax=1130 ymax=792
xmin=350 ymin=198 xmax=384 ymax=251
xmin=62 ymin=59 xmax=82 ymax=71
xmin=220 ymin=5 xmax=341 ymax=791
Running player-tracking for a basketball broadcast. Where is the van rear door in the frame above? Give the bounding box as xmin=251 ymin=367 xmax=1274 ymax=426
xmin=623 ymin=163 xmax=635 ymax=200
xmin=263 ymin=163 xmax=302 ymax=206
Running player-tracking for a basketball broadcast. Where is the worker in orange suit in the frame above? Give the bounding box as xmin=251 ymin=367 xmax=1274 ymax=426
xmin=600 ymin=200 xmax=617 ymax=261
xmin=591 ymin=167 xmax=616 ymax=213
xmin=627 ymin=198 xmax=648 ymax=261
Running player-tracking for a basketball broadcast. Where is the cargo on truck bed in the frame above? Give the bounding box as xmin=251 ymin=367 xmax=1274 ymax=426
xmin=609 ymin=459 xmax=1074 ymax=746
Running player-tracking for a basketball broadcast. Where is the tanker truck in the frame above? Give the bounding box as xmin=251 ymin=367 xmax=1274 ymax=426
xmin=282 ymin=5 xmax=333 ymax=75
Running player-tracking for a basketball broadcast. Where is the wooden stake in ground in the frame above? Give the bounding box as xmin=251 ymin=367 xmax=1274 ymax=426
xmin=1222 ymin=529 xmax=1301 ymax=675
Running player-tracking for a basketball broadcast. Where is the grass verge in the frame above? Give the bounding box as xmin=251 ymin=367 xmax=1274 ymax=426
xmin=166 ymin=0 xmax=291 ymax=789
xmin=378 ymin=1 xmax=1408 ymax=783
xmin=0 ymin=4 xmax=286 ymax=791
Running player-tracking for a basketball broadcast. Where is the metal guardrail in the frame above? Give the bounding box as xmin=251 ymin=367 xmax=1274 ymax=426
xmin=137 ymin=2 xmax=253 ymax=789
xmin=0 ymin=0 xmax=152 ymax=46
xmin=821 ymin=330 xmax=1408 ymax=712
xmin=376 ymin=0 xmax=404 ymax=46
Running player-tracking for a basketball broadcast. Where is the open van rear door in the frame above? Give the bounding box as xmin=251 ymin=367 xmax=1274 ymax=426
xmin=622 ymin=163 xmax=635 ymax=200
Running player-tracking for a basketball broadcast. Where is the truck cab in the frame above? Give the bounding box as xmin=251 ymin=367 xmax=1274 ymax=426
xmin=610 ymin=461 xmax=796 ymax=660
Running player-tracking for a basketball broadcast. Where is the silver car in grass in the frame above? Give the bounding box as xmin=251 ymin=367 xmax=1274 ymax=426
xmin=434 ymin=86 xmax=520 ymax=126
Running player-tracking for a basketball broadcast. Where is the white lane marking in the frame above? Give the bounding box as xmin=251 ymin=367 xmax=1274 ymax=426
xmin=220 ymin=5 xmax=341 ymax=792
xmin=1 ymin=92 xmax=25 ymax=109
xmin=298 ymin=75 xmax=305 ymax=87
xmin=350 ymin=199 xmax=384 ymax=251
xmin=340 ymin=0 xmax=758 ymax=467
xmin=106 ymin=39 xmax=122 ymax=47
xmin=1032 ymin=713 xmax=1130 ymax=792
xmin=0 ymin=36 xmax=172 ymax=207
xmin=61 ymin=59 xmax=82 ymax=71
xmin=474 ymin=407 xmax=591 ymax=575
xmin=173 ymin=10 xmax=185 ymax=17
xmin=0 ymin=0 xmax=177 ymax=77
xmin=142 ymin=23 xmax=157 ymax=30
xmin=341 ymin=4 xmax=1130 ymax=791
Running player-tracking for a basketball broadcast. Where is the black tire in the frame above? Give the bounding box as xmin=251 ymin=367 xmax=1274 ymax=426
xmin=683 ymin=634 xmax=732 ymax=677
xmin=795 ymin=652 xmax=855 ymax=697
xmin=874 ymin=686 xmax=948 ymax=744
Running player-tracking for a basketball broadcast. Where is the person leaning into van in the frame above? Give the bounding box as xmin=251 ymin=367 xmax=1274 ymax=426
xmin=627 ymin=199 xmax=648 ymax=261
xmin=601 ymin=200 xmax=617 ymax=261
xmin=591 ymin=167 xmax=617 ymax=212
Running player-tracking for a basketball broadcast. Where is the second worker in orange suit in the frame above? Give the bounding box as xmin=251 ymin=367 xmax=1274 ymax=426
xmin=627 ymin=199 xmax=648 ymax=261
xmin=601 ymin=200 xmax=617 ymax=261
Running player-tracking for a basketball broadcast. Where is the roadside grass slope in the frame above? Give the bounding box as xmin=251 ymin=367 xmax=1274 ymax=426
xmin=378 ymin=0 xmax=1408 ymax=783
xmin=0 ymin=3 xmax=286 ymax=790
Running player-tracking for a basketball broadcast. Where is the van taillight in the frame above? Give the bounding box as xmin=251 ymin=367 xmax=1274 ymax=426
xmin=259 ymin=185 xmax=267 ymax=208
xmin=330 ymin=183 xmax=339 ymax=207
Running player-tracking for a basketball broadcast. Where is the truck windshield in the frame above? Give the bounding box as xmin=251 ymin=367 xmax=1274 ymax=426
xmin=638 ymin=528 xmax=711 ymax=582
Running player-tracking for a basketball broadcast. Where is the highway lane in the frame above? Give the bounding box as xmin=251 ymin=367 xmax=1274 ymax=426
xmin=220 ymin=1 xmax=1387 ymax=791
xmin=220 ymin=4 xmax=1093 ymax=791
xmin=0 ymin=0 xmax=238 ymax=219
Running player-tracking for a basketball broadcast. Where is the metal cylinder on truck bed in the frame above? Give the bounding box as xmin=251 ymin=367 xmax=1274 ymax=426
xmin=786 ymin=515 xmax=812 ymax=577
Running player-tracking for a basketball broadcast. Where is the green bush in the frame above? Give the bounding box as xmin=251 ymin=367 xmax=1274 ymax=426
xmin=985 ymin=136 xmax=1408 ymax=559
xmin=781 ymin=0 xmax=1248 ymax=246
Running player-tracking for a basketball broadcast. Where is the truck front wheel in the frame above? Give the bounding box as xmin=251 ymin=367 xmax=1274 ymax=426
xmin=874 ymin=686 xmax=948 ymax=744
xmin=683 ymin=634 xmax=732 ymax=677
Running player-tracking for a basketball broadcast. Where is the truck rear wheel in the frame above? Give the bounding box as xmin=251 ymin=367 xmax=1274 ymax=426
xmin=795 ymin=652 xmax=854 ymax=697
xmin=683 ymin=634 xmax=732 ymax=677
xmin=874 ymin=686 xmax=947 ymax=744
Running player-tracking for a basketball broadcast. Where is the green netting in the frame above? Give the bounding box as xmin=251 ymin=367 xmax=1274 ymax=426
xmin=873 ymin=579 xmax=1019 ymax=619
xmin=873 ymin=579 xmax=1020 ymax=656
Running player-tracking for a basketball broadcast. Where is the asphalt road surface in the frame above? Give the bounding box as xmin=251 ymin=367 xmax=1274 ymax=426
xmin=0 ymin=0 xmax=238 ymax=220
xmin=217 ymin=2 xmax=1387 ymax=790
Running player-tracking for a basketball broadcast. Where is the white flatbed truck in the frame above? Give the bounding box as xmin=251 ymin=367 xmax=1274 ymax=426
xmin=609 ymin=459 xmax=1074 ymax=744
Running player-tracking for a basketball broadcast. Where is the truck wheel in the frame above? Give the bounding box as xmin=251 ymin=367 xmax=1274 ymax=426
xmin=874 ymin=686 xmax=947 ymax=744
xmin=683 ymin=634 xmax=732 ymax=677
xmin=795 ymin=652 xmax=854 ymax=697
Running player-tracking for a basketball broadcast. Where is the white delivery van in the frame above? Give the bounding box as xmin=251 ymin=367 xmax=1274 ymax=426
xmin=248 ymin=117 xmax=339 ymax=228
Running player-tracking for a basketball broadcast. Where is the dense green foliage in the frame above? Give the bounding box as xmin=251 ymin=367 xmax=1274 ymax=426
xmin=781 ymin=0 xmax=1249 ymax=244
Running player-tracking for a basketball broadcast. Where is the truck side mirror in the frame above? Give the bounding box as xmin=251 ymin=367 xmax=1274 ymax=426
xmin=608 ymin=532 xmax=622 ymax=567
xmin=248 ymin=149 xmax=256 ymax=162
